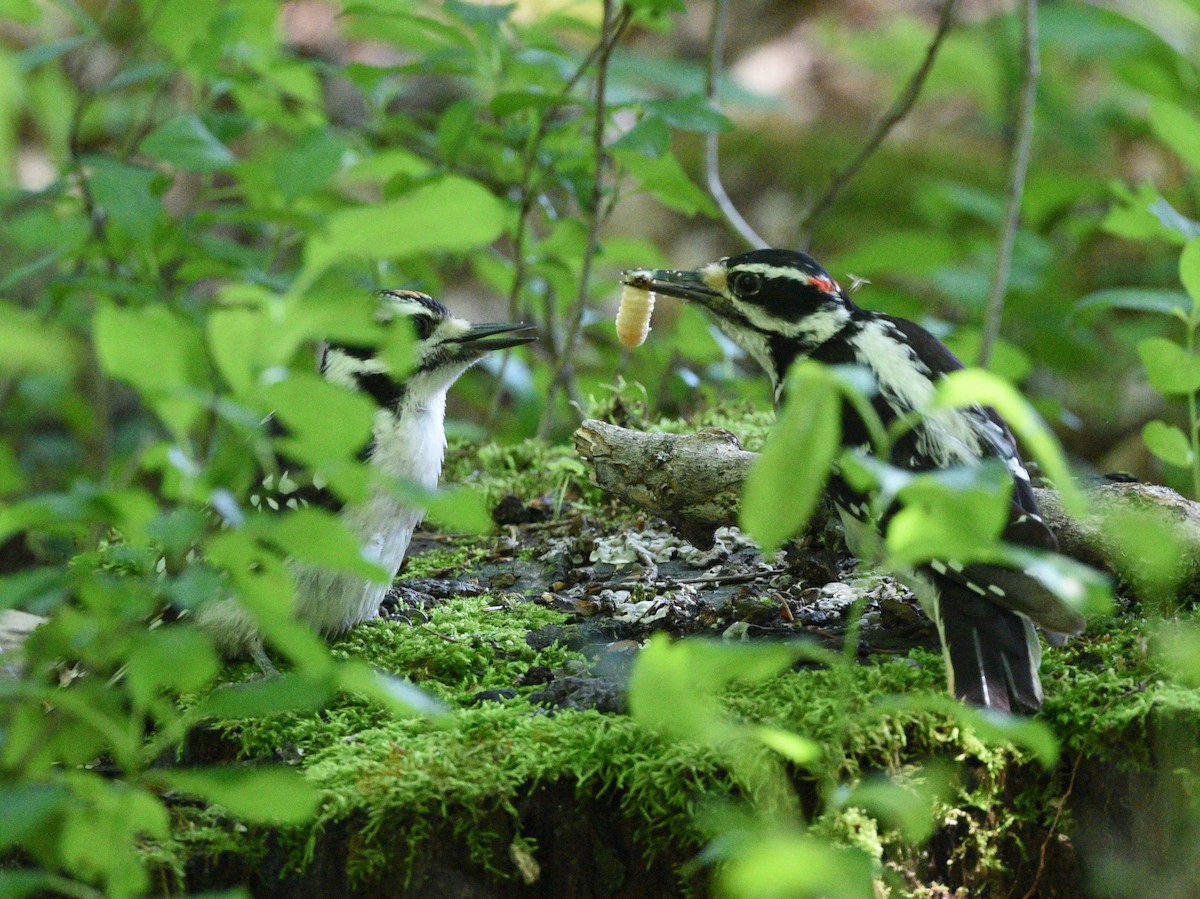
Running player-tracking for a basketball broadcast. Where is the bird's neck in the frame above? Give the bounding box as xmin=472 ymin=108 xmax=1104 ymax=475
xmin=370 ymin=388 xmax=449 ymax=490
xmin=765 ymin=307 xmax=857 ymax=403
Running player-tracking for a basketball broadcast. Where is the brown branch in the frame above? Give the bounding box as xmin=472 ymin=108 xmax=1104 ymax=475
xmin=704 ymin=0 xmax=768 ymax=250
xmin=536 ymin=1 xmax=631 ymax=437
xmin=797 ymin=0 xmax=959 ymax=242
xmin=573 ymin=419 xmax=1200 ymax=596
xmin=978 ymin=0 xmax=1040 ymax=368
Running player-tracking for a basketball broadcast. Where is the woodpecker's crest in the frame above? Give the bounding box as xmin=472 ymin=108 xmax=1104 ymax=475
xmin=321 ymin=289 xmax=536 ymax=408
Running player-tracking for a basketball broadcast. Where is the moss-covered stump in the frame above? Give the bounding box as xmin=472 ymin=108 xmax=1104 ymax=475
xmin=156 ymin=433 xmax=1200 ymax=897
xmin=161 ymin=589 xmax=1200 ymax=897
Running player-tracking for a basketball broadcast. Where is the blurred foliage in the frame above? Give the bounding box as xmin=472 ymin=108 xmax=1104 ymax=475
xmin=0 ymin=0 xmax=1199 ymax=896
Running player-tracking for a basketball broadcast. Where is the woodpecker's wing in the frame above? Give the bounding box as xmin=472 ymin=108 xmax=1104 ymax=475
xmin=878 ymin=317 xmax=1058 ymax=545
xmin=251 ymin=414 xmax=346 ymax=515
xmin=877 ymin=316 xmax=1086 ymax=641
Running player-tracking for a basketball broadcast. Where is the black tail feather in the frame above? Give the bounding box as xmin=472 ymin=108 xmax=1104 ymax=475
xmin=934 ymin=584 xmax=1043 ymax=715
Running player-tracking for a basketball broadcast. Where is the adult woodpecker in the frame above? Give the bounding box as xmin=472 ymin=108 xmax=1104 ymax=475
xmin=625 ymin=249 xmax=1084 ymax=714
xmin=197 ymin=290 xmax=536 ymax=661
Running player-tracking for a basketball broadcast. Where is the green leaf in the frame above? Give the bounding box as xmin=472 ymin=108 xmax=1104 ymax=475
xmin=264 ymin=371 xmax=376 ymax=463
xmin=1149 ymin=98 xmax=1200 ymax=171
xmin=336 ymin=660 xmax=448 ymax=717
xmin=488 ymin=90 xmax=570 ymax=117
xmin=1070 ymin=288 xmax=1192 ymax=321
xmin=0 ymin=784 xmax=68 ymax=849
xmin=629 ymin=635 xmax=807 ymax=745
xmin=94 ymin=303 xmax=209 ymax=436
xmin=148 ymin=768 xmax=320 ymax=824
xmin=87 ymin=157 xmax=160 ymax=242
xmin=302 ymin=176 xmax=505 ymax=285
xmin=644 ymin=95 xmax=732 ymax=132
xmin=1143 ymin=420 xmax=1193 ymax=467
xmin=0 ymin=303 xmax=79 ymax=376
xmin=886 ymin=463 xmax=1012 ymax=565
xmin=199 ymin=672 xmax=333 ymax=719
xmin=1101 ymin=506 xmax=1187 ymax=612
xmin=252 ymin=507 xmax=389 ymax=581
xmin=718 ymin=830 xmax=875 ymax=899
xmin=740 ymin=362 xmax=841 ymax=552
xmin=141 ymin=114 xmax=235 ymax=172
xmin=835 ymin=771 xmax=951 ymax=842
xmin=274 ymin=129 xmax=349 ymax=199
xmin=751 ymin=726 xmax=821 ymax=765
xmin=436 ymin=100 xmax=475 ymax=164
xmin=1154 ymin=620 xmax=1200 ymax=687
xmin=1102 ymin=183 xmax=1200 ymax=244
xmin=609 ymin=115 xmax=671 ymax=158
xmin=613 ymin=149 xmax=718 ymax=218
xmin=126 ymin=627 xmax=219 ymax=705
xmin=1138 ymin=337 xmax=1200 ymax=396
xmin=1181 ymin=238 xmax=1200 ymax=307
xmin=831 ymin=231 xmax=959 ymax=278
xmin=420 ymin=485 xmax=491 ymax=534
xmin=935 ymin=369 xmax=1086 ymax=517
xmin=879 ymin=693 xmax=1060 ymax=768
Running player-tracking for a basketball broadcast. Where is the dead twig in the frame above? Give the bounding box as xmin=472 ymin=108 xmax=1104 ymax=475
xmin=664 ymin=568 xmax=786 ymax=588
xmin=797 ymin=0 xmax=959 ymax=242
xmin=978 ymin=0 xmax=1039 ymax=368
xmin=704 ymin=0 xmax=768 ymax=250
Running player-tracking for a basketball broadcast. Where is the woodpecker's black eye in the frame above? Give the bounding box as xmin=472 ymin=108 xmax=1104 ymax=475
xmin=409 ymin=315 xmax=436 ymax=341
xmin=730 ymin=271 xmax=762 ymax=297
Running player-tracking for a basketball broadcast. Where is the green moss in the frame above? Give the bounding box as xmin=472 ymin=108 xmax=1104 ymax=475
xmin=443 ymin=436 xmax=605 ymax=511
xmin=398 ymin=543 xmax=491 ymax=579
xmin=164 ymin=408 xmax=1200 ymax=894
xmin=174 ymin=608 xmax=1200 ymax=895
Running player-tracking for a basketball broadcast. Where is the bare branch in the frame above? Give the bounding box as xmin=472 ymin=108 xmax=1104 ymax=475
xmin=797 ymin=0 xmax=959 ymax=242
xmin=704 ymin=0 xmax=769 ymax=250
xmin=978 ymin=0 xmax=1040 ymax=367
xmin=536 ymin=1 xmax=632 ymax=437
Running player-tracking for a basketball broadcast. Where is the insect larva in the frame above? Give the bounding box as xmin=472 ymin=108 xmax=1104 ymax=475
xmin=616 ymin=283 xmax=656 ymax=348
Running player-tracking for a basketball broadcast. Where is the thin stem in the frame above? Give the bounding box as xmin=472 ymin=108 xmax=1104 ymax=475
xmin=1188 ymin=324 xmax=1200 ymax=500
xmin=536 ymin=1 xmax=628 ymax=437
xmin=978 ymin=0 xmax=1040 ymax=368
xmin=485 ymin=6 xmax=632 ymax=433
xmin=797 ymin=0 xmax=959 ymax=243
xmin=704 ymin=0 xmax=768 ymax=250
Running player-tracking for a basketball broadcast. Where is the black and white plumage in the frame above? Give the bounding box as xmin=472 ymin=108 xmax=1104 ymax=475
xmin=626 ymin=249 xmax=1084 ymax=714
xmin=197 ymin=290 xmax=536 ymax=658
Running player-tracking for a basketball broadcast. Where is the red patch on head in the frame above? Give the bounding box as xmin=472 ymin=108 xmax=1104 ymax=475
xmin=811 ymin=275 xmax=840 ymax=295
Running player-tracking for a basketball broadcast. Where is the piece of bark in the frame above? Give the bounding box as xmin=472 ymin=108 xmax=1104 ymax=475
xmin=575 ymin=419 xmax=1200 ymax=597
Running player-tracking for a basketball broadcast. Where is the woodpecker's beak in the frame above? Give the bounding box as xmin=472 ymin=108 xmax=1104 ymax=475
xmin=450 ymin=322 xmax=538 ymax=352
xmin=622 ymin=268 xmax=724 ymax=306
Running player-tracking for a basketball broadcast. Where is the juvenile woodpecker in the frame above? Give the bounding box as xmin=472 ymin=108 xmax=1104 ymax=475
xmin=198 ymin=290 xmax=535 ymax=659
xmin=626 ymin=250 xmax=1084 ymax=714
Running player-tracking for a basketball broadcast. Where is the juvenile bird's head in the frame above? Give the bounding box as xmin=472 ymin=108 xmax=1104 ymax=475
xmin=321 ymin=289 xmax=536 ymax=410
xmin=625 ymin=249 xmax=855 ymax=393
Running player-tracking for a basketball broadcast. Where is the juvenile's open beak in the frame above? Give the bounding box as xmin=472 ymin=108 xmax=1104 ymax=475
xmin=622 ymin=268 xmax=723 ymax=308
xmin=451 ymin=322 xmax=538 ymax=352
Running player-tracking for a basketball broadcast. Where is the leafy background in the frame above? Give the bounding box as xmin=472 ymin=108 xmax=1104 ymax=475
xmin=1 ymin=0 xmax=1199 ymax=896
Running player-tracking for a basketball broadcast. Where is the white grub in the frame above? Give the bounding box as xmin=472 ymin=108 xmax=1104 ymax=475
xmin=616 ymin=282 xmax=656 ymax=348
